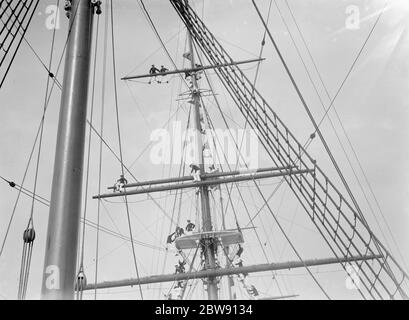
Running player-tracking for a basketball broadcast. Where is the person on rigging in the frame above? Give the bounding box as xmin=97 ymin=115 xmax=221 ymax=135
xmin=175 ymin=260 xmax=186 ymax=274
xmin=236 ymin=244 xmax=244 ymax=258
xmin=158 ymin=65 xmax=169 ymax=84
xmin=248 ymin=284 xmax=259 ymax=297
xmin=148 ymin=64 xmax=159 ymax=84
xmin=234 ymin=256 xmax=243 ymax=268
xmin=195 ymin=64 xmax=203 ymax=80
xmin=208 ymin=164 xmax=220 ymax=190
xmin=190 ymin=164 xmax=201 ymax=182
xmin=114 ymin=174 xmax=127 ymax=193
xmin=237 ymin=273 xmax=249 ymax=287
xmin=234 ymin=256 xmax=249 ymax=277
xmin=185 ymin=220 xmax=195 ymax=234
xmin=160 ymin=65 xmax=169 ymax=73
xmin=175 ymin=226 xmax=185 ymax=237
xmin=166 ymin=231 xmax=176 ymax=244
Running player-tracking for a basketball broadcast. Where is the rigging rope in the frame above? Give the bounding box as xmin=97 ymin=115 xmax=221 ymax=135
xmin=17 ymin=0 xmax=60 ymax=300
xmin=94 ymin=0 xmax=110 ymax=300
xmin=202 ymin=102 xmax=287 ymax=296
xmin=169 ymin=0 xmax=409 ymax=299
xmin=192 ymin=27 xmax=291 ymax=294
xmin=137 ymin=0 xmax=190 ymax=89
xmin=0 ymin=0 xmax=79 ymax=260
xmin=0 ymin=0 xmax=40 ymax=88
xmin=194 ymin=30 xmax=289 ymax=294
xmin=282 ymin=0 xmax=407 ymax=271
xmin=77 ymin=4 xmax=101 ymax=300
xmin=252 ymin=0 xmax=403 ymax=299
xmin=2 ymin=177 xmax=169 ymax=252
xmin=110 ymin=0 xmax=143 ymax=300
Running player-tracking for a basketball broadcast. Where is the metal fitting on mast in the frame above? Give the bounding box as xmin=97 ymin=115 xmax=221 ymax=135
xmin=92 ymin=1 xmax=102 ymax=15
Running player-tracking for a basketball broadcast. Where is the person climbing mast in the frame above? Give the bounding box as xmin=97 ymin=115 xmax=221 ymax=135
xmin=236 ymin=244 xmax=244 ymax=258
xmin=186 ymin=220 xmax=195 ymax=233
xmin=190 ymin=164 xmax=201 ymax=182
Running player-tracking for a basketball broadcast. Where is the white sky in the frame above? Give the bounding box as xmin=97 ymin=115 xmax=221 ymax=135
xmin=0 ymin=0 xmax=408 ymax=300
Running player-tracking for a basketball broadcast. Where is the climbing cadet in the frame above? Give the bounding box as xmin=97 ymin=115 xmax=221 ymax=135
xmin=148 ymin=64 xmax=159 ymax=84
xmin=160 ymin=65 xmax=169 ymax=73
xmin=208 ymin=164 xmax=220 ymax=190
xmin=157 ymin=65 xmax=169 ymax=84
xmin=236 ymin=244 xmax=244 ymax=258
xmin=149 ymin=64 xmax=159 ymax=74
xmin=234 ymin=256 xmax=249 ymax=277
xmin=175 ymin=260 xmax=186 ymax=274
xmin=167 ymin=232 xmax=176 ymax=244
xmin=186 ymin=220 xmax=195 ymax=233
xmin=248 ymin=285 xmax=259 ymax=297
xmin=195 ymin=63 xmax=203 ymax=80
xmin=190 ymin=164 xmax=201 ymax=182
xmin=114 ymin=174 xmax=127 ymax=193
xmin=175 ymin=226 xmax=185 ymax=237
xmin=234 ymin=257 xmax=244 ymax=268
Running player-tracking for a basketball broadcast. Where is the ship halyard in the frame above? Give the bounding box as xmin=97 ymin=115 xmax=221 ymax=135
xmin=0 ymin=0 xmax=409 ymax=302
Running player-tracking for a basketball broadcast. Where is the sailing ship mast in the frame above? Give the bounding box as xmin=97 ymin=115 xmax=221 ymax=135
xmin=18 ymin=0 xmax=406 ymax=300
xmin=184 ymin=0 xmax=218 ymax=300
xmin=41 ymin=0 xmax=96 ymax=300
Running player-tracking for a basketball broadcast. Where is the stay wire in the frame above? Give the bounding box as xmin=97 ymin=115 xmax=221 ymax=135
xmin=251 ymin=0 xmax=386 ymax=230
xmin=77 ymin=6 xmax=100 ymax=300
xmin=17 ymin=0 xmax=61 ymax=300
xmin=0 ymin=0 xmax=79 ymax=259
xmin=2 ymin=179 xmax=168 ymax=253
xmin=109 ymin=0 xmax=143 ymax=300
xmin=283 ymin=0 xmax=407 ymax=271
xmin=94 ymin=0 xmax=110 ymax=300
xmin=137 ymin=0 xmax=190 ymax=89
xmin=27 ymin=0 xmax=60 ymax=229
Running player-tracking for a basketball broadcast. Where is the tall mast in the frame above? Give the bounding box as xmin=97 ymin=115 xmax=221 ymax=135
xmin=185 ymin=0 xmax=218 ymax=300
xmin=41 ymin=0 xmax=95 ymax=300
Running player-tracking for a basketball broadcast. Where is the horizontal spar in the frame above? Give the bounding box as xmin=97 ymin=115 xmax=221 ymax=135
xmin=82 ymin=255 xmax=382 ymax=291
xmin=94 ymin=169 xmax=312 ymax=199
xmin=107 ymin=165 xmax=295 ymax=190
xmin=121 ymin=58 xmax=265 ymax=81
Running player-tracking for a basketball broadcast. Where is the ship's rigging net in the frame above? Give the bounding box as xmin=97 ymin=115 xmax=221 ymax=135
xmin=0 ymin=0 xmax=40 ymax=88
xmin=169 ymin=0 xmax=409 ymax=300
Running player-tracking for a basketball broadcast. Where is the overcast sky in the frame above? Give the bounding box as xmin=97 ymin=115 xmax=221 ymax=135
xmin=0 ymin=0 xmax=408 ymax=300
